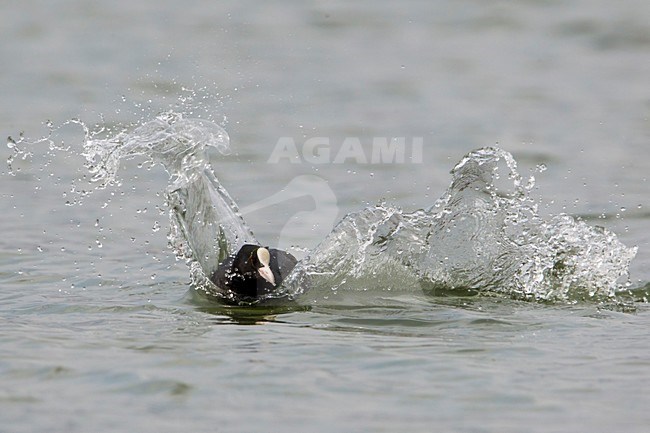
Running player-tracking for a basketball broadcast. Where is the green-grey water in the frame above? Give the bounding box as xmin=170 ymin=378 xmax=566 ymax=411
xmin=2 ymin=1 xmax=649 ymax=432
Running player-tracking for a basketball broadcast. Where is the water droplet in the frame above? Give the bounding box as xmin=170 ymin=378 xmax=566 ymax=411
xmin=152 ymin=221 xmax=161 ymax=232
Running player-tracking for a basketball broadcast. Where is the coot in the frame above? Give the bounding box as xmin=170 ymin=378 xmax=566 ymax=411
xmin=210 ymin=244 xmax=297 ymax=301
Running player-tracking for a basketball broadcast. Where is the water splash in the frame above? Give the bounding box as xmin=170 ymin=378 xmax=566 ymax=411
xmin=283 ymin=147 xmax=637 ymax=304
xmin=15 ymin=112 xmax=637 ymax=305
xmin=6 ymin=119 xmax=70 ymax=176
xmin=83 ymin=111 xmax=231 ymax=190
xmin=84 ymin=117 xmax=637 ymax=304
xmin=81 ymin=111 xmax=256 ymax=302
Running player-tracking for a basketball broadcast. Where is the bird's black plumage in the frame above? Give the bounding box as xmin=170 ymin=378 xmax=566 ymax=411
xmin=210 ymin=244 xmax=297 ymax=302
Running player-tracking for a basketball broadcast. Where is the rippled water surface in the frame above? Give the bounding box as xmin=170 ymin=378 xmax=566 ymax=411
xmin=2 ymin=1 xmax=650 ymax=432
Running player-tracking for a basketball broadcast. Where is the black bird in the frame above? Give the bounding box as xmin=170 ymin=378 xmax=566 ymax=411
xmin=210 ymin=244 xmax=298 ymax=302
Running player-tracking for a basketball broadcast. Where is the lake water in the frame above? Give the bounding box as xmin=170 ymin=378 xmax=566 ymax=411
xmin=2 ymin=1 xmax=649 ymax=432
